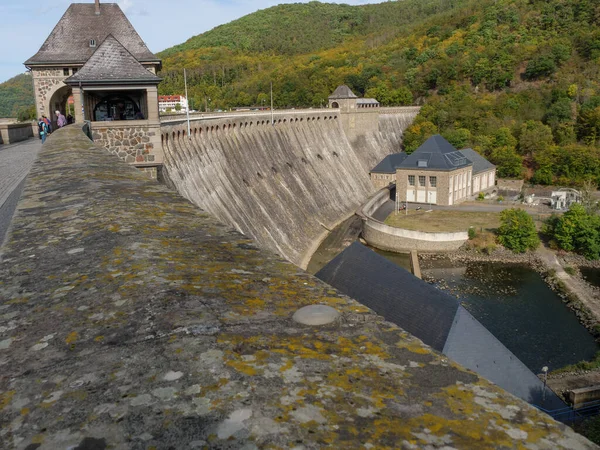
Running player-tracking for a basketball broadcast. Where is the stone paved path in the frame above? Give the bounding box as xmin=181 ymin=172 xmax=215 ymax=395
xmin=0 ymin=138 xmax=42 ymax=246
xmin=0 ymin=138 xmax=42 ymax=207
xmin=536 ymin=245 xmax=600 ymax=322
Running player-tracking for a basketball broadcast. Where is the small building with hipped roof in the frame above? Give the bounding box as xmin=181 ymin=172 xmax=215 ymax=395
xmin=24 ymin=0 xmax=163 ymax=177
xmin=372 ymin=135 xmax=496 ymax=205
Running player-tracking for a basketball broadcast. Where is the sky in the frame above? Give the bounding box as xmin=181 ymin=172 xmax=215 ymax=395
xmin=0 ymin=0 xmax=383 ymax=83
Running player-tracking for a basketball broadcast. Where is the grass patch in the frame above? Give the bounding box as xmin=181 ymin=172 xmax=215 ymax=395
xmin=384 ymin=210 xmax=501 ymax=233
xmin=466 ymin=231 xmax=498 ymax=254
xmin=551 ymin=351 xmax=600 ymax=375
xmin=564 ymin=266 xmax=576 ymax=276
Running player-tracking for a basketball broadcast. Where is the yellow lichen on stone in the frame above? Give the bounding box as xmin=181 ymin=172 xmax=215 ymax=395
xmin=0 ymin=390 xmax=15 ymax=411
xmin=65 ymin=331 xmax=79 ymax=345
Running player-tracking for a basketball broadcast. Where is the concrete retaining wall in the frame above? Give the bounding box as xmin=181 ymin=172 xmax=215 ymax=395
xmin=358 ymin=186 xmax=468 ymax=253
xmin=161 ymin=109 xmax=418 ymax=267
xmin=0 ymin=122 xmax=35 ymax=145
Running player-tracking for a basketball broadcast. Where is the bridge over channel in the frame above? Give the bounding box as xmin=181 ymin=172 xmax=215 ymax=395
xmin=0 ymin=125 xmax=594 ymax=449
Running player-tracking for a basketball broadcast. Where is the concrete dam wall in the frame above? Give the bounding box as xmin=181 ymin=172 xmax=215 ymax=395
xmin=161 ymin=108 xmax=419 ymax=267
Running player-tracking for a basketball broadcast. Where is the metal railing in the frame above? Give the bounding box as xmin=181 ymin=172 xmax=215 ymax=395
xmin=535 ymin=399 xmax=600 ymax=424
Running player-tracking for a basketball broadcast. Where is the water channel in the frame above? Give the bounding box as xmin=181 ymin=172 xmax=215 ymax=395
xmin=309 ymin=215 xmax=600 ymax=373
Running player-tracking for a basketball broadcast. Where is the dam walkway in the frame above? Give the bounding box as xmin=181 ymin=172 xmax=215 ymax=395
xmin=0 ymin=126 xmax=594 ymax=449
xmin=0 ymin=137 xmax=42 ymax=246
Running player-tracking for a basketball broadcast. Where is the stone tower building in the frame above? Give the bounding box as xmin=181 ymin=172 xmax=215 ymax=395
xmin=24 ymin=1 xmax=163 ymax=176
xmin=328 ymin=85 xmax=380 ymax=142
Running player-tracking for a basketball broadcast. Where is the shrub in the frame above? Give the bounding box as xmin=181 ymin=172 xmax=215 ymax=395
xmin=497 ymin=208 xmax=540 ymax=253
xmin=468 ymin=227 xmax=477 ymax=239
xmin=564 ymin=266 xmax=576 ymax=276
xmin=478 ymin=192 xmax=485 ymax=200
xmin=497 ymin=195 xmax=504 ymax=202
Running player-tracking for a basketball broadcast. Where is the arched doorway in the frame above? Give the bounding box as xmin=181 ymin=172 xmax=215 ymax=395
xmin=331 ymin=101 xmax=339 ymax=108
xmin=92 ymin=93 xmax=141 ymax=121
xmin=48 ymin=85 xmax=73 ymax=128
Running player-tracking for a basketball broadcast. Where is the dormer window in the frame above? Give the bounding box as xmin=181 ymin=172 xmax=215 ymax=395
xmin=89 ymin=39 xmax=96 ymax=48
xmin=417 ymin=160 xmax=428 ymax=168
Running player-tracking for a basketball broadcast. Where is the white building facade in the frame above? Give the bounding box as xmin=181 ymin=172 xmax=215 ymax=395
xmin=159 ymin=95 xmax=188 ymax=113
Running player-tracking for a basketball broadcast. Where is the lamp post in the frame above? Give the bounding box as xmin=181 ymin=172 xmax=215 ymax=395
xmin=184 ymin=68 xmax=190 ymax=138
xmin=541 ymin=366 xmax=548 ymax=404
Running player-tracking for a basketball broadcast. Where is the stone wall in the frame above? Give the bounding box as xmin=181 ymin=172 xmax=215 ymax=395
xmin=498 ymin=178 xmax=524 ymax=193
xmin=0 ymin=122 xmax=35 ymax=145
xmin=358 ymin=187 xmax=468 ymax=252
xmin=160 ymin=108 xmax=420 ymax=266
xmin=31 ymin=68 xmax=68 ymax=119
xmin=371 ymin=172 xmax=395 ymax=189
xmin=91 ymin=121 xmax=162 ymax=178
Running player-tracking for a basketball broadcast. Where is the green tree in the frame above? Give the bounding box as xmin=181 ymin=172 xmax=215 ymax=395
xmin=175 ymin=103 xmax=182 ymax=111
xmin=524 ymin=54 xmax=556 ymax=80
xmin=497 ymin=209 xmax=540 ymax=253
xmin=519 ymin=120 xmax=554 ymax=157
xmin=490 ymin=146 xmax=523 ymax=178
xmin=403 ymin=121 xmax=437 ymax=154
xmin=443 ymin=128 xmax=471 ymax=149
xmin=551 ymin=203 xmax=600 ymax=259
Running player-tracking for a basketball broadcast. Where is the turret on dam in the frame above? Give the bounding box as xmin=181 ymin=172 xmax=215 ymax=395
xmin=160 ymin=100 xmax=420 ymax=267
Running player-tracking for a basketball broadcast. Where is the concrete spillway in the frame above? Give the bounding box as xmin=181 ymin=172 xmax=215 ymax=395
xmin=161 ymin=109 xmax=418 ymax=267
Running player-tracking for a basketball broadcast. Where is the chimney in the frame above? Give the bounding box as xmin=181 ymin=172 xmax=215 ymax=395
xmin=95 ymin=0 xmax=100 ymax=15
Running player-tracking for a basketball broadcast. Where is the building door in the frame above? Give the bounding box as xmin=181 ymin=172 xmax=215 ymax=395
xmin=407 ymin=190 xmax=415 ymax=202
xmin=417 ymin=190 xmax=426 ymax=203
xmin=428 ymin=191 xmax=437 ymax=204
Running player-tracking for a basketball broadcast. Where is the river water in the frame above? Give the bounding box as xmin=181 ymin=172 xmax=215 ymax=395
xmin=417 ymin=259 xmax=599 ymax=372
xmin=308 ymin=217 xmax=599 ymax=372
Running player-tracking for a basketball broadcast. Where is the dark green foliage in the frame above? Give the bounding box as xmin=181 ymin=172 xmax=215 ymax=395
xmin=497 ymin=209 xmax=540 ymax=253
xmin=160 ymin=0 xmax=463 ymax=57
xmin=0 ymin=74 xmax=34 ymax=118
xmin=524 ymin=54 xmax=556 ymax=80
xmin=576 ymin=415 xmax=600 ymax=446
xmin=468 ymin=227 xmax=477 ymax=239
xmin=545 ymin=203 xmax=600 ymax=259
xmin=16 ymin=105 xmax=36 ymax=122
xmin=158 ymin=0 xmax=600 ymax=181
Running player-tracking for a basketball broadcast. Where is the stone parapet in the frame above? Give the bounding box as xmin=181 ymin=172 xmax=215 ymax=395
xmin=91 ymin=120 xmax=163 ymax=173
xmin=0 ymin=122 xmax=35 ymax=145
xmin=0 ymin=126 xmax=592 ymax=449
xmin=358 ymin=187 xmax=469 ymax=252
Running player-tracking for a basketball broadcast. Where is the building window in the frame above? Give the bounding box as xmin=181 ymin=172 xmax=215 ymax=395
xmin=430 ymin=176 xmax=437 ymax=187
xmin=63 ymin=68 xmax=69 ymax=76
xmin=408 ymin=175 xmax=415 ymax=186
xmin=419 ymin=176 xmax=426 ymax=187
xmin=90 ymin=39 xmax=96 ymax=48
xmin=72 ymin=68 xmax=78 ymax=74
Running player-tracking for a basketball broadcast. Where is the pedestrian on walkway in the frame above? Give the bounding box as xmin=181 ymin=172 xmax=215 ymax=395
xmin=56 ymin=110 xmax=67 ymax=128
xmin=42 ymin=116 xmax=52 ymax=134
xmin=38 ymin=118 xmax=48 ymax=143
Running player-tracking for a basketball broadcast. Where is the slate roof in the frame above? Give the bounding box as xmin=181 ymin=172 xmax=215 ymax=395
xmin=357 ymin=98 xmax=379 ymax=105
xmin=460 ymin=148 xmax=495 ymax=175
xmin=316 ymin=242 xmax=459 ymax=351
xmin=65 ymin=35 xmax=161 ymax=85
xmin=329 ymin=85 xmax=358 ymax=99
xmin=24 ymin=3 xmax=159 ymax=65
xmin=399 ymin=134 xmax=473 ymax=171
xmin=315 ymin=242 xmax=566 ymax=410
xmin=370 ymin=153 xmax=408 ymax=174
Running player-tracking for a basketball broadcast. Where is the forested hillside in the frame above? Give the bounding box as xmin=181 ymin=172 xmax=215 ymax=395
xmin=158 ymin=0 xmax=600 ymax=186
xmin=0 ymin=73 xmax=35 ymax=119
